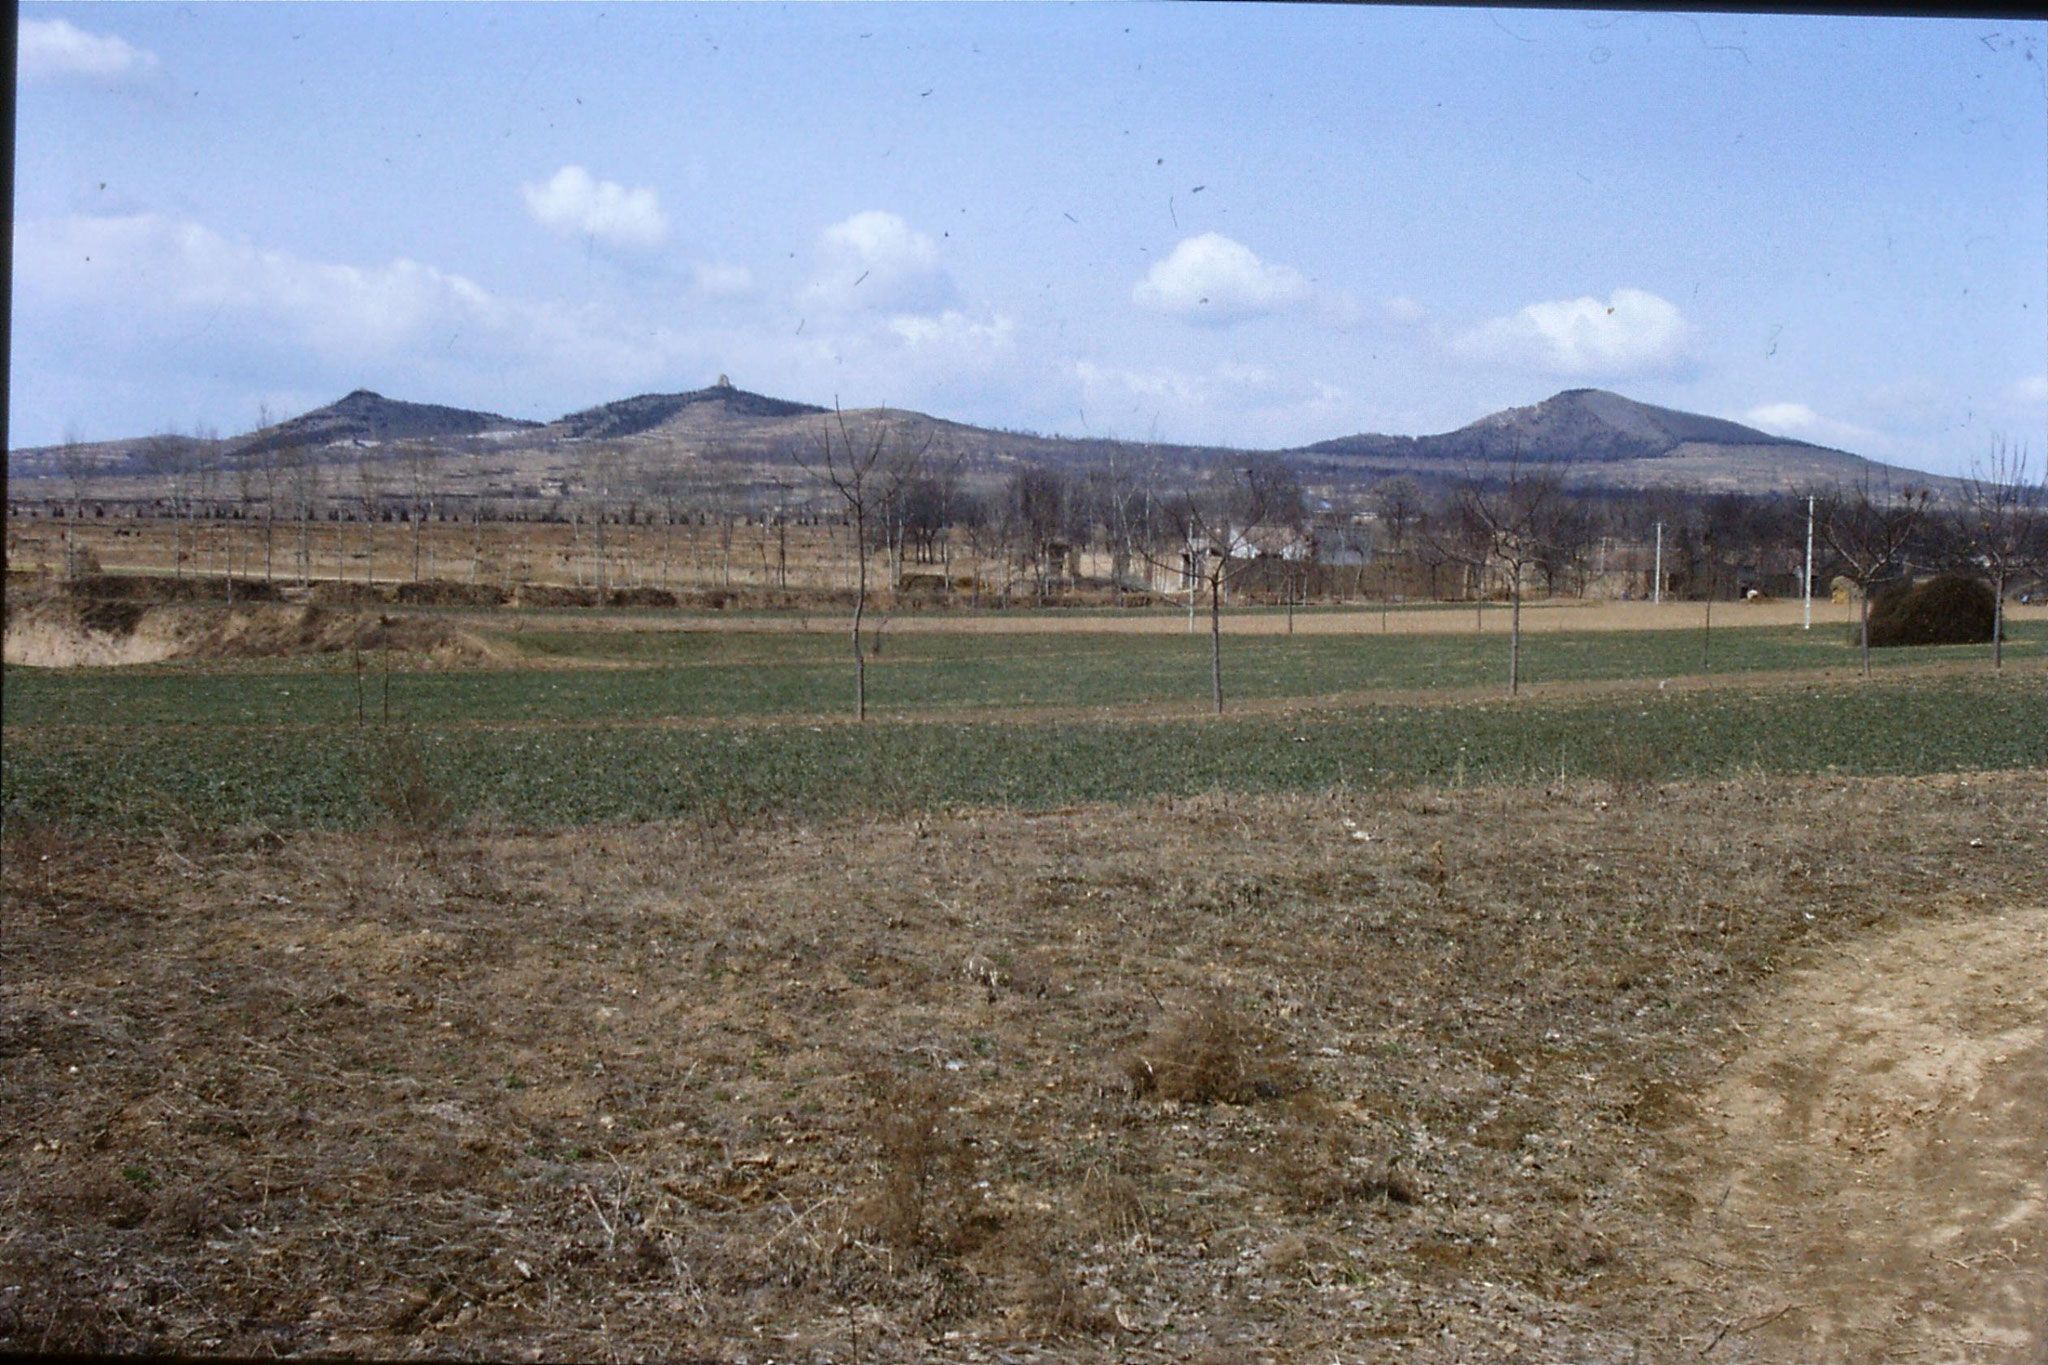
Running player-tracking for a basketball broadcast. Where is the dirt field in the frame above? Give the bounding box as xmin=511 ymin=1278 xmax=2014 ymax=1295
xmin=3 ymin=771 xmax=2041 ymax=1361
xmin=1666 ymin=901 xmax=2047 ymax=1363
xmin=453 ymin=597 xmax=2048 ymax=637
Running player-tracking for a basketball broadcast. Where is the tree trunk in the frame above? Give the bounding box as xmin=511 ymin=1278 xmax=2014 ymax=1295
xmin=1210 ymin=570 xmax=1225 ymax=714
xmin=1508 ymin=581 xmax=1522 ymax=695
xmin=1860 ymin=590 xmax=1872 ymax=679
xmin=1701 ymin=574 xmax=1714 ymax=673
xmin=852 ymin=509 xmax=869 ymax=721
xmin=1993 ymin=569 xmax=2005 ymax=670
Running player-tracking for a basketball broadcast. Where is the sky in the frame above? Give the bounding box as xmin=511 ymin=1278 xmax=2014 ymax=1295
xmin=11 ymin=3 xmax=2047 ymax=479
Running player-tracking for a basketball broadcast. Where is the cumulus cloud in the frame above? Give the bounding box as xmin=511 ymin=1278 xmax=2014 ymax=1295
xmin=1132 ymin=234 xmax=1311 ymax=324
xmin=1451 ymin=287 xmax=1692 ymax=377
xmin=521 ymin=166 xmax=669 ymax=249
xmin=13 ymin=208 xmax=1051 ymax=444
xmin=15 ymin=214 xmax=510 ymax=360
xmin=1743 ymin=402 xmax=1880 ymax=449
xmin=20 ymin=18 xmax=161 ymax=83
xmin=8 ymin=211 xmax=710 ymax=409
xmin=2009 ymin=374 xmax=2048 ymax=406
xmin=691 ymin=262 xmax=755 ymax=297
xmin=803 ymin=211 xmax=957 ymax=314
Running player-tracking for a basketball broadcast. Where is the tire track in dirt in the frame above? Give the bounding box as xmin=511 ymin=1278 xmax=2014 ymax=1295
xmin=1666 ymin=901 xmax=2047 ymax=1362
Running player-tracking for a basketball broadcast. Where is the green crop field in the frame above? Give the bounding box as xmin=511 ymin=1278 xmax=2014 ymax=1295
xmin=5 ymin=662 xmax=2043 ymax=831
xmin=5 ymin=620 xmax=2039 ymax=731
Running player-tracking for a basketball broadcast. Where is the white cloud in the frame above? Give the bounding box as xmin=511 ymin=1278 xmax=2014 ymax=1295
xmin=1451 ymin=287 xmax=1692 ymax=377
xmin=521 ymin=166 xmax=669 ymax=249
xmin=14 ymin=209 xmax=1048 ymax=442
xmin=691 ymin=262 xmax=755 ymax=297
xmin=15 ymin=214 xmax=508 ymax=360
xmin=20 ymin=18 xmax=160 ymax=83
xmin=885 ymin=310 xmax=1016 ymax=358
xmin=1132 ymin=234 xmax=1311 ymax=324
xmin=1068 ymin=359 xmax=1352 ymax=446
xmin=2008 ymin=374 xmax=2048 ymax=406
xmin=1743 ymin=402 xmax=1880 ymax=449
xmin=803 ymin=211 xmax=957 ymax=314
xmin=1382 ymin=296 xmax=1428 ymax=326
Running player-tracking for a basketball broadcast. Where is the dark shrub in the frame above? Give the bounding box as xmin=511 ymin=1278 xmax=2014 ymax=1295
xmin=513 ymin=584 xmax=598 ymax=608
xmin=394 ymin=579 xmax=508 ymax=606
xmin=1863 ymin=574 xmax=1998 ymax=648
xmin=606 ymin=586 xmax=678 ymax=608
xmin=66 ymin=573 xmax=279 ymax=603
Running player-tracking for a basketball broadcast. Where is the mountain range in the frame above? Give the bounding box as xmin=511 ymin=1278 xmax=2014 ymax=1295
xmin=10 ymin=381 xmax=1941 ymax=498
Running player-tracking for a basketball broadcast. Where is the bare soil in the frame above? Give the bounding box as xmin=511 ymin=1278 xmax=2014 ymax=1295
xmin=1661 ymin=901 xmax=2046 ymax=1363
xmin=3 ymin=771 xmax=2041 ymax=1361
xmin=449 ymin=597 xmax=2048 ymax=638
xmin=2 ymin=595 xmax=505 ymax=668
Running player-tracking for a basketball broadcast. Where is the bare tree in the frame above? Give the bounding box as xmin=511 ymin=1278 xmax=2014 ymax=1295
xmin=797 ymin=405 xmax=925 ymax=720
xmin=638 ymin=454 xmax=690 ymax=589
xmin=401 ymin=442 xmax=444 ymax=583
xmin=764 ymin=472 xmax=802 ymax=590
xmin=1005 ymin=466 xmax=1071 ymax=603
xmin=137 ymin=432 xmax=194 ymax=580
xmin=55 ymin=424 xmax=92 ymax=580
xmin=355 ymin=454 xmax=386 ymax=587
xmin=187 ymin=426 xmax=226 ymax=596
xmin=1149 ymin=455 xmax=1304 ymax=713
xmin=1813 ymin=474 xmax=1930 ymax=679
xmin=1954 ymin=438 xmax=2044 ymax=670
xmin=1444 ymin=452 xmax=1570 ymax=696
xmin=1369 ymin=475 xmax=1423 ymax=554
xmin=586 ymin=445 xmax=628 ymax=594
xmin=275 ymin=442 xmax=320 ymax=588
xmin=466 ymin=448 xmax=492 ymax=586
xmin=246 ymin=408 xmax=283 ymax=584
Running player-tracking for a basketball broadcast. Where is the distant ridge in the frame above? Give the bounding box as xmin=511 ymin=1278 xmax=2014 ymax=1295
xmin=1302 ymin=389 xmax=1820 ymax=466
xmin=239 ymin=389 xmax=537 ymax=455
xmin=549 ymin=383 xmax=829 ymax=441
xmin=9 ymin=383 xmax=1944 ymax=498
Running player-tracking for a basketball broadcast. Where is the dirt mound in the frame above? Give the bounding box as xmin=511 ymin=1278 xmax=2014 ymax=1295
xmin=3 ymin=596 xmax=504 ymax=668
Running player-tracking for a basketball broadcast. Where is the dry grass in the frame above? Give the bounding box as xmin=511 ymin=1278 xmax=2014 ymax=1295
xmin=2 ymin=771 xmax=2043 ymax=1360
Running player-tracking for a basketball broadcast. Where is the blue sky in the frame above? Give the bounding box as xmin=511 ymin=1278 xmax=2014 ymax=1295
xmin=12 ymin=3 xmax=2046 ymax=478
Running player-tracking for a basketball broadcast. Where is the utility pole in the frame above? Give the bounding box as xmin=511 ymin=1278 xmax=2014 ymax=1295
xmin=1802 ymin=494 xmax=1815 ymax=631
xmin=1653 ymin=522 xmax=1663 ymax=605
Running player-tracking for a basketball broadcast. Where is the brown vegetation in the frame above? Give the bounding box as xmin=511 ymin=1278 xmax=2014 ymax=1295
xmin=4 ymin=772 xmax=2041 ymax=1360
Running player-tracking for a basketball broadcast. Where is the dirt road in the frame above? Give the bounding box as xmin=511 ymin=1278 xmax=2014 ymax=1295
xmin=1666 ymin=901 xmax=2047 ymax=1363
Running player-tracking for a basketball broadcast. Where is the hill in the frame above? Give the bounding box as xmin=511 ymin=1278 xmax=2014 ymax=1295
xmin=8 ymin=384 xmax=1946 ymax=500
xmin=546 ymin=379 xmax=829 ymax=441
xmin=1290 ymin=389 xmax=1921 ymax=494
xmin=236 ymin=390 xmax=538 ymax=456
